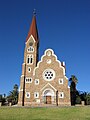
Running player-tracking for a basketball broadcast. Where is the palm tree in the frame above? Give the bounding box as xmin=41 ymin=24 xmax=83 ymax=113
xmin=69 ymin=75 xmax=78 ymax=84
xmin=7 ymin=84 xmax=19 ymax=105
xmin=13 ymin=84 xmax=18 ymax=92
xmin=69 ymin=75 xmax=78 ymax=105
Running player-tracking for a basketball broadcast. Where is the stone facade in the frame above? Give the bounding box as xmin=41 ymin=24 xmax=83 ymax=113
xmin=18 ymin=14 xmax=71 ymax=106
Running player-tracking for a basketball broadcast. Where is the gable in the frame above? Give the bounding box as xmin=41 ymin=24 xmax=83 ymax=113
xmin=41 ymin=83 xmax=57 ymax=92
xmin=34 ymin=49 xmax=65 ymax=77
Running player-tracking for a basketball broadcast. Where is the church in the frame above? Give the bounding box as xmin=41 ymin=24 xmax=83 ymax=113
xmin=18 ymin=13 xmax=71 ymax=106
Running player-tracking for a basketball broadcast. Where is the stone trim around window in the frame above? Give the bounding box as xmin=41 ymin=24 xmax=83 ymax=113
xmin=34 ymin=92 xmax=39 ymax=98
xmin=43 ymin=69 xmax=55 ymax=81
xmin=59 ymin=92 xmax=64 ymax=98
xmin=26 ymin=92 xmax=30 ymax=98
xmin=27 ymin=67 xmax=31 ymax=73
xmin=35 ymin=79 xmax=39 ymax=85
xmin=25 ymin=77 xmax=32 ymax=83
xmin=27 ymin=54 xmax=33 ymax=64
xmin=59 ymin=79 xmax=64 ymax=84
xmin=27 ymin=46 xmax=34 ymax=53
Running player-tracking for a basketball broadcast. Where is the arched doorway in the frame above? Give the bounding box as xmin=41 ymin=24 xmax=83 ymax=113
xmin=43 ymin=89 xmax=55 ymax=104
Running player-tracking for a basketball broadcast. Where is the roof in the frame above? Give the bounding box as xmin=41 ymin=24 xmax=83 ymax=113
xmin=26 ymin=14 xmax=39 ymax=42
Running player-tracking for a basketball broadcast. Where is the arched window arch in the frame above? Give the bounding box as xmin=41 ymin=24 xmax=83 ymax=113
xmin=27 ymin=46 xmax=34 ymax=52
xmin=27 ymin=54 xmax=33 ymax=64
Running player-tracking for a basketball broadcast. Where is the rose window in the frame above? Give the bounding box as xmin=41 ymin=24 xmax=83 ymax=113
xmin=43 ymin=69 xmax=55 ymax=81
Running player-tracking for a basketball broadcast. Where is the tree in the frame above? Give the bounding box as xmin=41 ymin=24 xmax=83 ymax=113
xmin=0 ymin=94 xmax=6 ymax=105
xmin=0 ymin=95 xmax=2 ymax=102
xmin=79 ymin=91 xmax=90 ymax=105
xmin=13 ymin=84 xmax=18 ymax=92
xmin=7 ymin=84 xmax=19 ymax=105
xmin=79 ymin=91 xmax=87 ymax=104
xmin=75 ymin=91 xmax=81 ymax=104
xmin=85 ymin=92 xmax=90 ymax=105
xmin=76 ymin=95 xmax=81 ymax=104
xmin=69 ymin=75 xmax=78 ymax=105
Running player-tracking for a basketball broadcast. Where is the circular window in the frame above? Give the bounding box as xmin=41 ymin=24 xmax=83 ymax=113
xmin=47 ymin=51 xmax=51 ymax=56
xmin=43 ymin=69 xmax=55 ymax=81
xmin=29 ymin=42 xmax=33 ymax=46
xmin=47 ymin=59 xmax=51 ymax=64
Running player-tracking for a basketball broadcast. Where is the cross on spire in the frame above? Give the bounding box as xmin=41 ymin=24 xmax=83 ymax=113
xmin=33 ymin=9 xmax=36 ymax=16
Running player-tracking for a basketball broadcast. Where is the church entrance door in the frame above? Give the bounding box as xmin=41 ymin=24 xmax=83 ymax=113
xmin=46 ymin=96 xmax=51 ymax=104
xmin=43 ymin=88 xmax=55 ymax=104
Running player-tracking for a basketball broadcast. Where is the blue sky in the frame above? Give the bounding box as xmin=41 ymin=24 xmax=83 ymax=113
xmin=0 ymin=0 xmax=90 ymax=95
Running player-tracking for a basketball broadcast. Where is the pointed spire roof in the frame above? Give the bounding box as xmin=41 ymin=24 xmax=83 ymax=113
xmin=26 ymin=12 xmax=39 ymax=42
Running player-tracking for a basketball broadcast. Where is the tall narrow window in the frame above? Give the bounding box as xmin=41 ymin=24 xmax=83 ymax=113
xmin=30 ymin=56 xmax=33 ymax=63
xmin=27 ymin=55 xmax=30 ymax=64
xmin=27 ymin=55 xmax=33 ymax=64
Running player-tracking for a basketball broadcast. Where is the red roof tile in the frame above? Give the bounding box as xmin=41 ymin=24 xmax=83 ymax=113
xmin=26 ymin=15 xmax=39 ymax=42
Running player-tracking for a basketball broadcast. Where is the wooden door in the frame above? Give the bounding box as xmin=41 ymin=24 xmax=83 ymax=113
xmin=46 ymin=96 xmax=51 ymax=104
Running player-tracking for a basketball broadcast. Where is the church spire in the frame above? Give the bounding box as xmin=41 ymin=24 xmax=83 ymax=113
xmin=26 ymin=10 xmax=39 ymax=42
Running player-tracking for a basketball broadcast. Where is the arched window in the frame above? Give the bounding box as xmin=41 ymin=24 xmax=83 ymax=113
xmin=59 ymin=79 xmax=64 ymax=84
xmin=25 ymin=77 xmax=32 ymax=83
xmin=35 ymin=79 xmax=39 ymax=85
xmin=26 ymin=92 xmax=30 ymax=98
xmin=27 ymin=55 xmax=33 ymax=64
xmin=59 ymin=92 xmax=64 ymax=98
xmin=28 ymin=67 xmax=31 ymax=72
xmin=27 ymin=46 xmax=34 ymax=52
xmin=34 ymin=92 xmax=39 ymax=98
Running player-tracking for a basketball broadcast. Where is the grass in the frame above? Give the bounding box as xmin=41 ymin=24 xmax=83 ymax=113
xmin=0 ymin=106 xmax=90 ymax=120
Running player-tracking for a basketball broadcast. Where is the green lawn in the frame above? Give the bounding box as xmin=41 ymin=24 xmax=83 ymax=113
xmin=0 ymin=106 xmax=90 ymax=120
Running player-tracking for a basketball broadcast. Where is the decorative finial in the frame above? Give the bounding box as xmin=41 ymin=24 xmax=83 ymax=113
xmin=33 ymin=9 xmax=36 ymax=16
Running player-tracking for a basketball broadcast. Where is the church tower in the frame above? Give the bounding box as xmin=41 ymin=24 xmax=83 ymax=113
xmin=18 ymin=13 xmax=39 ymax=106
